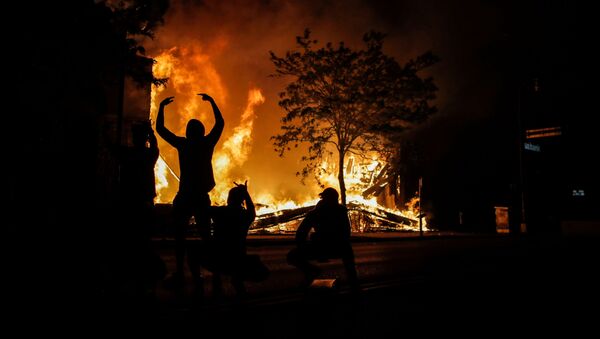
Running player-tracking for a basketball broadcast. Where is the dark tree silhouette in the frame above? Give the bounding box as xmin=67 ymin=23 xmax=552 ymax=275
xmin=103 ymin=0 xmax=170 ymax=147
xmin=104 ymin=0 xmax=170 ymax=86
xmin=372 ymin=51 xmax=438 ymax=191
xmin=270 ymin=29 xmax=438 ymax=205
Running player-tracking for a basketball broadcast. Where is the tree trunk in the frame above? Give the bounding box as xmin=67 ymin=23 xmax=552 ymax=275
xmin=338 ymin=150 xmax=347 ymax=205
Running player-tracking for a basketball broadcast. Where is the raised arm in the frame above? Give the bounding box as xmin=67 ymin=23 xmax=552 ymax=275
xmin=242 ymin=182 xmax=256 ymax=222
xmin=155 ymin=97 xmax=181 ymax=147
xmin=235 ymin=181 xmax=256 ymax=227
xmin=198 ymin=93 xmax=224 ymax=143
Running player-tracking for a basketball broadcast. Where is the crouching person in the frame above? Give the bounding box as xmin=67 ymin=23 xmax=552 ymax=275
xmin=287 ymin=187 xmax=359 ymax=292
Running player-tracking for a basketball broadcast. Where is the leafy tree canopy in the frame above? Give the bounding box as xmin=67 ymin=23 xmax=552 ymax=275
xmin=270 ymin=29 xmax=438 ymax=204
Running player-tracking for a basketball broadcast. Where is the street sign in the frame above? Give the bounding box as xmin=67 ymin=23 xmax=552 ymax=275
xmin=524 ymin=142 xmax=541 ymax=152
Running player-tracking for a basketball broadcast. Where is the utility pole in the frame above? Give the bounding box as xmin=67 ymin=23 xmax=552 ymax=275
xmin=517 ymin=85 xmax=526 ymax=233
xmin=516 ymin=78 xmax=539 ymax=234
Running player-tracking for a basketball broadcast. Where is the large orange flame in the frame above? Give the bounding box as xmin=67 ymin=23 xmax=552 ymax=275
xmin=150 ymin=45 xmax=267 ymax=206
xmin=212 ymin=88 xmax=265 ymax=202
xmin=151 ymin=45 xmax=229 ymax=203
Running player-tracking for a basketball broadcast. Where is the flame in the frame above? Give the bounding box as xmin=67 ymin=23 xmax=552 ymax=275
xmin=154 ymin=157 xmax=169 ymax=203
xmin=150 ymin=45 xmax=266 ymax=205
xmin=316 ymin=154 xmax=383 ymax=197
xmin=148 ymin=44 xmax=426 ymax=232
xmin=211 ymin=89 xmax=265 ymax=203
xmin=311 ymin=153 xmax=428 ymax=231
xmin=151 ymin=45 xmax=229 ymax=203
xmin=254 ymin=192 xmax=320 ymax=216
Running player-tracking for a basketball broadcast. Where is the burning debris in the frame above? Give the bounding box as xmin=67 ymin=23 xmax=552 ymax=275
xmin=250 ymin=155 xmax=426 ymax=234
xmin=250 ymin=201 xmax=421 ymax=235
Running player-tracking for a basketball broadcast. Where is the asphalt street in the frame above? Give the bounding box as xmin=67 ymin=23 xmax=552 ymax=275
xmin=87 ymin=233 xmax=600 ymax=336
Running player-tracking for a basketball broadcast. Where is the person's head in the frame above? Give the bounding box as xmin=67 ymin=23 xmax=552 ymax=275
xmin=186 ymin=119 xmax=205 ymax=140
xmin=318 ymin=187 xmax=339 ymax=204
xmin=227 ymin=186 xmax=246 ymax=207
xmin=227 ymin=185 xmax=247 ymax=207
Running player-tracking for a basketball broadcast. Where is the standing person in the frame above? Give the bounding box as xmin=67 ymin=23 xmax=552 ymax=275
xmin=287 ymin=187 xmax=359 ymax=291
xmin=156 ymin=93 xmax=224 ymax=296
xmin=117 ymin=121 xmax=160 ymax=240
xmin=108 ymin=120 xmax=165 ymax=299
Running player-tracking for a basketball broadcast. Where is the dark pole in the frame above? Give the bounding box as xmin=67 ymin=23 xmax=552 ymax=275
xmin=116 ymin=31 xmax=126 ymax=147
xmin=517 ymin=82 xmax=527 ymax=234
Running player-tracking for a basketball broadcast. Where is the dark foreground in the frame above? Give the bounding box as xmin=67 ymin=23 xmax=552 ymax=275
xmin=14 ymin=232 xmax=600 ymax=336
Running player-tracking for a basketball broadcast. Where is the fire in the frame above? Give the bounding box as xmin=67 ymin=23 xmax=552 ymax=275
xmin=148 ymin=43 xmax=426 ymax=232
xmin=316 ymin=154 xmax=383 ymax=198
xmin=254 ymin=193 xmax=320 ymax=216
xmin=252 ymin=152 xmax=427 ymax=233
xmin=154 ymin=157 xmax=170 ymax=203
xmin=318 ymin=154 xmax=428 ymax=231
xmin=150 ymin=45 xmax=265 ymax=205
xmin=150 ymin=45 xmax=229 ymax=203
xmin=212 ymin=89 xmax=265 ymax=203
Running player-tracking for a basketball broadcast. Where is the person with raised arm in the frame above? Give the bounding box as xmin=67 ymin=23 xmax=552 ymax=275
xmin=156 ymin=93 xmax=224 ymax=298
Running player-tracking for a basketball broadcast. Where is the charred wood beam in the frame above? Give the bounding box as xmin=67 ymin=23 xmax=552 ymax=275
xmin=253 ymin=205 xmax=315 ymax=228
xmin=251 ymin=203 xmax=417 ymax=231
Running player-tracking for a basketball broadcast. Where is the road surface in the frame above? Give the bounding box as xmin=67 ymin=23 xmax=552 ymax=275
xmin=94 ymin=234 xmax=600 ymax=335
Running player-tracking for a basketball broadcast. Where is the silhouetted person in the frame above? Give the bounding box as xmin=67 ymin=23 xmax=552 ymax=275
xmin=156 ymin=93 xmax=224 ymax=296
xmin=108 ymin=120 xmax=165 ymax=299
xmin=287 ymin=187 xmax=359 ymax=291
xmin=210 ymin=181 xmax=258 ymax=298
xmin=118 ymin=121 xmax=159 ymax=236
